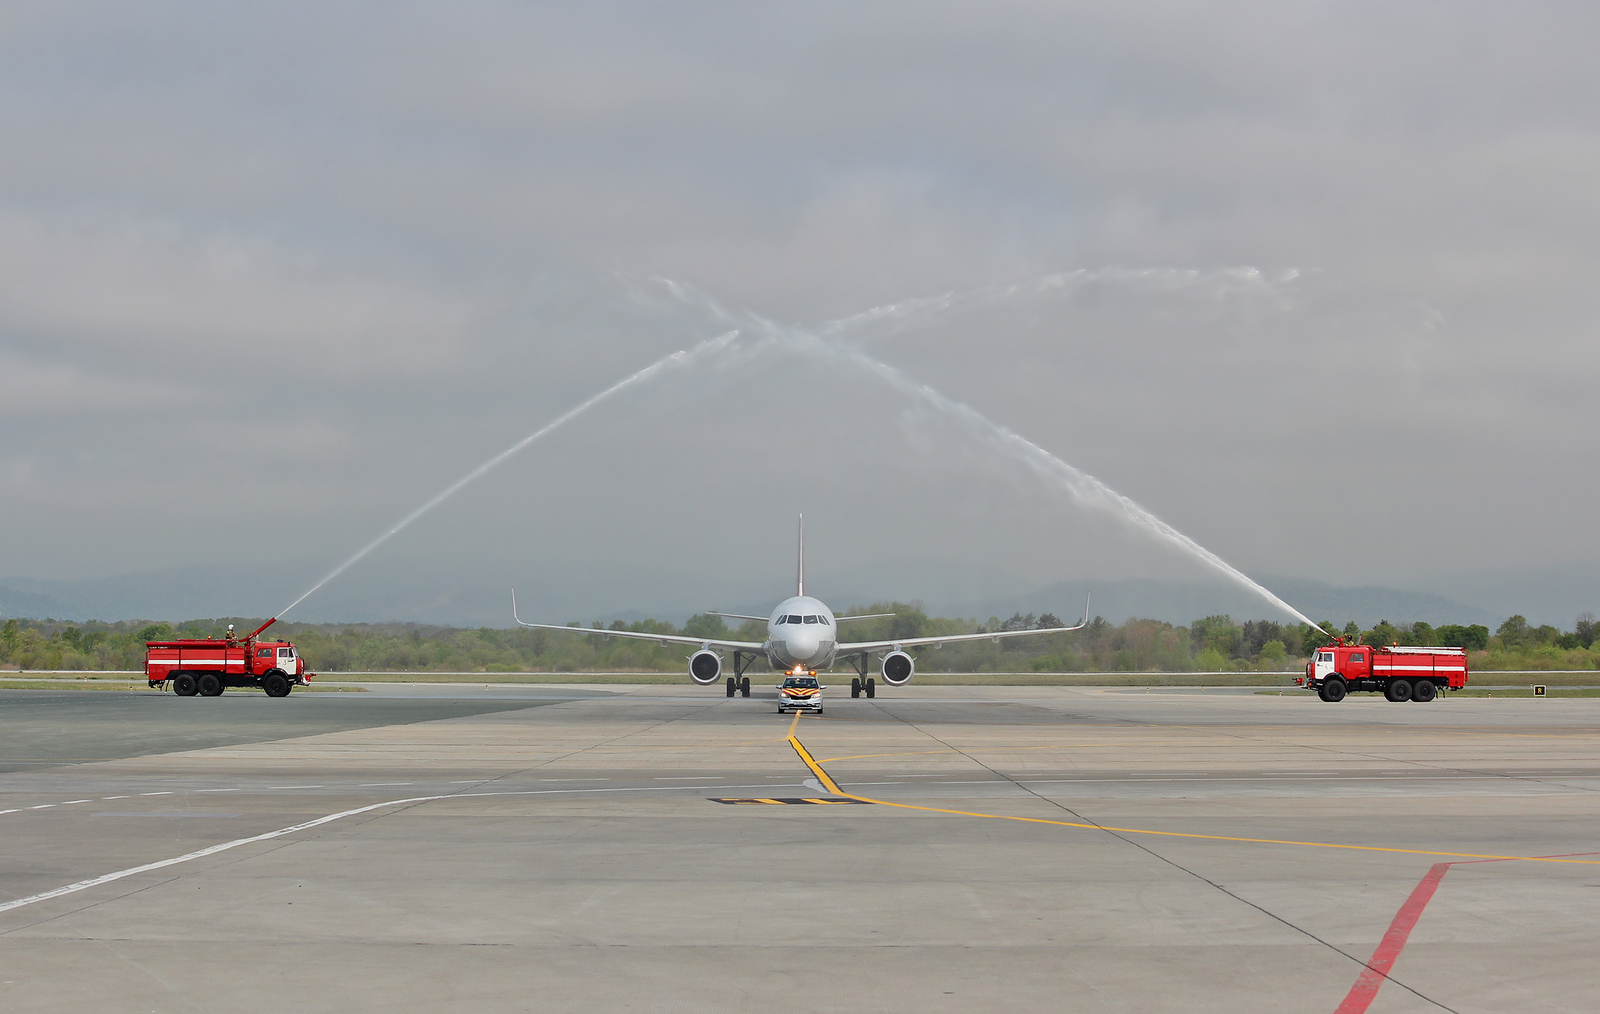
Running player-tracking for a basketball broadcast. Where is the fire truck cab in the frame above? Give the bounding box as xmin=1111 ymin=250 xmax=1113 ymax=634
xmin=1301 ymin=642 xmax=1468 ymax=703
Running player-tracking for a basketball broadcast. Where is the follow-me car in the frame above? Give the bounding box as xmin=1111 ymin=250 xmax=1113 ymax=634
xmin=513 ymin=517 xmax=1089 ymax=699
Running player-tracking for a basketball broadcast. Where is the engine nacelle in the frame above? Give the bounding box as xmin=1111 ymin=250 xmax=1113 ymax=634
xmin=689 ymin=650 xmax=723 ymax=684
xmin=881 ymin=650 xmax=914 ymax=686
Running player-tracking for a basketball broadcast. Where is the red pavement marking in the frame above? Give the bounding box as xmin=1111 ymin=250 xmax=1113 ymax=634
xmin=1332 ymin=851 xmax=1600 ymax=1012
xmin=1333 ymin=863 xmax=1452 ymax=1014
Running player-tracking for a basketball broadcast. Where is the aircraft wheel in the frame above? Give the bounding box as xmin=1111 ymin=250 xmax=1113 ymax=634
xmin=741 ymin=676 xmax=751 ymax=697
xmin=173 ymin=673 xmax=198 ymax=697
xmin=1385 ymin=679 xmax=1413 ymax=703
xmin=851 ymin=678 xmax=861 ymax=698
xmin=197 ymin=673 xmax=223 ymax=697
xmin=1412 ymin=679 xmax=1437 ymax=703
xmin=1321 ymin=678 xmax=1347 ymax=703
xmin=726 ymin=677 xmax=736 ymax=697
xmin=865 ymin=678 xmax=876 ymax=699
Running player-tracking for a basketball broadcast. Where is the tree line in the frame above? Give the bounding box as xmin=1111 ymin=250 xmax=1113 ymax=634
xmin=3 ymin=608 xmax=1597 ymax=674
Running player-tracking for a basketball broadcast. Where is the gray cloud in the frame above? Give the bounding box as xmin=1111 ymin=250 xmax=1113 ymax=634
xmin=2 ymin=2 xmax=1598 ymax=623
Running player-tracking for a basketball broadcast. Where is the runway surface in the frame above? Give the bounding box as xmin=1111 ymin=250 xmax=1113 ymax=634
xmin=2 ymin=684 xmax=1597 ymax=1013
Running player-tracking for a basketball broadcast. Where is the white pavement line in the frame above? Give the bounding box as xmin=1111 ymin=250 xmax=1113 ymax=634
xmin=28 ymin=805 xmax=54 ymax=810
xmin=100 ymin=796 xmax=129 ymax=801
xmin=358 ymin=783 xmax=412 ymax=787
xmin=140 ymin=791 xmax=173 ymax=796
xmin=196 ymin=788 xmax=240 ymax=793
xmin=61 ymin=800 xmax=90 ymax=805
xmin=0 ymin=794 xmax=450 ymax=916
xmin=0 ymin=810 xmax=17 ymax=815
xmin=0 ymin=782 xmax=780 ymax=916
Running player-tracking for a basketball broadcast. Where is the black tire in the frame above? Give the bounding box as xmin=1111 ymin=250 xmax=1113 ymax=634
xmin=865 ymin=678 xmax=876 ymax=699
xmin=726 ymin=677 xmax=736 ymax=697
xmin=741 ymin=676 xmax=751 ymax=698
xmin=263 ymin=674 xmax=291 ymax=698
xmin=197 ymin=673 xmax=223 ymax=697
xmin=1322 ymin=677 xmax=1347 ymax=703
xmin=1412 ymin=679 xmax=1437 ymax=703
xmin=173 ymin=672 xmax=198 ymax=697
xmin=851 ymin=677 xmax=861 ymax=698
xmin=1385 ymin=679 xmax=1413 ymax=703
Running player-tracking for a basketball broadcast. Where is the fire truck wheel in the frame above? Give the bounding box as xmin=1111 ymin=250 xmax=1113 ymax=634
xmin=197 ymin=674 xmax=223 ymax=697
xmin=1385 ymin=679 xmax=1413 ymax=703
xmin=172 ymin=673 xmax=198 ymax=697
xmin=1320 ymin=678 xmax=1347 ymax=703
xmin=263 ymin=674 xmax=291 ymax=698
xmin=1411 ymin=679 xmax=1437 ymax=703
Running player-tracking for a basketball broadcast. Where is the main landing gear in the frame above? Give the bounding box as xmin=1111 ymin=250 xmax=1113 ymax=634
xmin=726 ymin=676 xmax=750 ymax=697
xmin=844 ymin=653 xmax=875 ymax=698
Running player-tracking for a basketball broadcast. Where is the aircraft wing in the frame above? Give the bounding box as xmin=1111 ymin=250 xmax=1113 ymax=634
xmin=839 ymin=595 xmax=1091 ymax=652
xmin=512 ymin=592 xmax=764 ymax=652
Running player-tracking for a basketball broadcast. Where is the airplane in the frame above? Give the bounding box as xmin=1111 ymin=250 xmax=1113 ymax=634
xmin=512 ymin=517 xmax=1090 ymax=698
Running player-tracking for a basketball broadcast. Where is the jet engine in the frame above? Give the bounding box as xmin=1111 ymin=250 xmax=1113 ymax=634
xmin=689 ymin=650 xmax=723 ymax=684
xmin=881 ymin=650 xmax=914 ymax=685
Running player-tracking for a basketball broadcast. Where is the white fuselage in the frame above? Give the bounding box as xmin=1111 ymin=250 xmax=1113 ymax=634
xmin=764 ymin=595 xmax=838 ymax=671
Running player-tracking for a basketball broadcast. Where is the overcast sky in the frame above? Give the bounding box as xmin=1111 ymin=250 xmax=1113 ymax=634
xmin=3 ymin=2 xmax=1597 ymax=624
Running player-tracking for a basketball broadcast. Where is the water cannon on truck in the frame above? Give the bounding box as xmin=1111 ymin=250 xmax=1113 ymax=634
xmin=1296 ymin=639 xmax=1467 ymax=703
xmin=144 ymin=617 xmax=314 ymax=698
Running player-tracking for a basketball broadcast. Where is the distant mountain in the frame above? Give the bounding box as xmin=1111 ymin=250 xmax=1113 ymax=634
xmin=0 ymin=560 xmax=1539 ymax=630
xmin=926 ymin=576 xmax=1499 ymax=629
xmin=1410 ymin=564 xmax=1600 ymax=629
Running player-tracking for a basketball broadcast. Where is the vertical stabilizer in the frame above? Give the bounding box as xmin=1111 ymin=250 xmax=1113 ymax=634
xmin=796 ymin=514 xmax=805 ymax=598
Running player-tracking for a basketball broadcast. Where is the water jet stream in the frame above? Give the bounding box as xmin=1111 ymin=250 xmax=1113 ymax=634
xmin=800 ymin=333 xmax=1327 ymax=633
xmin=659 ymin=278 xmax=1327 ymax=634
xmin=276 ymin=330 xmax=739 ymax=619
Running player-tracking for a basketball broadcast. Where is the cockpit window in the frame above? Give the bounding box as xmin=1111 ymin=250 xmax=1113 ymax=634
xmin=817 ymin=615 xmax=830 ymax=625
xmin=802 ymin=615 xmax=818 ymax=624
xmin=786 ymin=615 xmax=803 ymax=624
xmin=774 ymin=615 xmax=787 ymax=624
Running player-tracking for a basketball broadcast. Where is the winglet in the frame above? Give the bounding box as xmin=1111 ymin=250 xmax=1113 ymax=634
xmin=511 ymin=588 xmax=527 ymax=627
xmin=796 ymin=514 xmax=805 ymax=598
xmin=1078 ymin=592 xmax=1092 ymax=630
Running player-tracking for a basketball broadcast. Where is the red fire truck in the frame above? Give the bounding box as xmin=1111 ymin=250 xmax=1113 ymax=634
xmin=145 ymin=618 xmax=313 ymax=698
xmin=1298 ymin=641 xmax=1468 ymax=703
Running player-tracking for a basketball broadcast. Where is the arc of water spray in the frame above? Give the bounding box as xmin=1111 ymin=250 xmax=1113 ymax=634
xmin=793 ymin=333 xmax=1329 ymax=635
xmin=655 ymin=277 xmax=1328 ymax=636
xmin=275 ymin=330 xmax=740 ymax=619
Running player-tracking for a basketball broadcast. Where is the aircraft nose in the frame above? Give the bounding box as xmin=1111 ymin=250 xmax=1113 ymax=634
xmin=786 ymin=631 xmax=820 ymax=661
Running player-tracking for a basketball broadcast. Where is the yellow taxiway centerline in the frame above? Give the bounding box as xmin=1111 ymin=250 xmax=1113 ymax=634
xmin=786 ymin=728 xmax=1600 ymax=866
